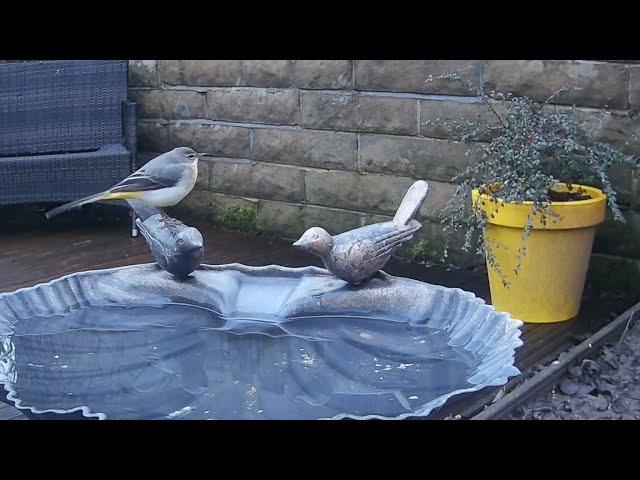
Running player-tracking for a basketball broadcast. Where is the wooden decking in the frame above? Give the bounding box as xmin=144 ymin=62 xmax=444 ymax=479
xmin=0 ymin=205 xmax=629 ymax=420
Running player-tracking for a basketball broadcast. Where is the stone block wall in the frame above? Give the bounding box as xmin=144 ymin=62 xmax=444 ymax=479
xmin=128 ymin=60 xmax=640 ymax=269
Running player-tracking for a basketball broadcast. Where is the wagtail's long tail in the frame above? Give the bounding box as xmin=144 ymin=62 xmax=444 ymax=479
xmin=45 ymin=190 xmax=134 ymax=219
xmin=393 ymin=180 xmax=429 ymax=226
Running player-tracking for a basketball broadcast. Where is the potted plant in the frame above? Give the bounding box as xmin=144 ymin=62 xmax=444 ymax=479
xmin=433 ymin=76 xmax=639 ymax=323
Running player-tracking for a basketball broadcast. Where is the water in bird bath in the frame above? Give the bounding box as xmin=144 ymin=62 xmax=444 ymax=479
xmin=0 ymin=303 xmax=478 ymax=420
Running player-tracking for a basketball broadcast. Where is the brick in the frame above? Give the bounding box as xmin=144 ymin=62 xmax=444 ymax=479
xmin=208 ymin=158 xmax=305 ymax=202
xmin=420 ymin=99 xmax=504 ymax=141
xmin=359 ymin=180 xmax=454 ymax=224
xmin=195 ymin=158 xmax=210 ymax=190
xmin=137 ymin=121 xmax=169 ymax=152
xmin=362 ymin=213 xmax=394 ymax=225
xmin=256 ymin=200 xmax=305 ymax=239
xmin=161 ymin=90 xmax=206 ymax=120
xmin=256 ymin=201 xmax=364 ymax=240
xmin=211 ymin=194 xmax=259 ymax=222
xmin=130 ymin=89 xmax=206 ymax=120
xmin=252 ymin=128 xmax=357 ymax=170
xmin=293 ymin=60 xmax=352 ymax=89
xmin=207 ymin=88 xmax=300 ymax=125
xmin=181 ymin=60 xmax=242 ymax=86
xmin=157 ymin=60 xmax=182 ymax=85
xmin=128 ymin=60 xmax=158 ymax=87
xmin=355 ymin=60 xmax=481 ymax=95
xmin=359 ymin=134 xmax=481 ymax=183
xmin=560 ymin=106 xmax=640 ymax=155
xmin=301 ymin=205 xmax=363 ymax=234
xmin=168 ymin=122 xmax=250 ymax=158
xmin=630 ymin=67 xmax=640 ymax=110
xmin=300 ymin=91 xmax=417 ymax=135
xmin=128 ymin=89 xmax=163 ymax=118
xmin=305 ymin=170 xmax=414 ymax=215
xmin=167 ymin=190 xmax=215 ymax=220
xmin=483 ymin=60 xmax=630 ymax=109
xmin=244 ymin=60 xmax=293 ymax=88
xmin=417 ymin=180 xmax=457 ymax=222
xmin=169 ymin=191 xmax=257 ymax=222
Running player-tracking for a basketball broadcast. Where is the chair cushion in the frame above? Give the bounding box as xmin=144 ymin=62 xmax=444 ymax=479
xmin=0 ymin=60 xmax=127 ymax=157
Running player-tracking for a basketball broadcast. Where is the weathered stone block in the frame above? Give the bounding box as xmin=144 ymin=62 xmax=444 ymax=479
xmin=293 ymin=60 xmax=352 ymax=89
xmin=128 ymin=89 xmax=163 ymax=118
xmin=169 ymin=191 xmax=257 ymax=222
xmin=162 ymin=90 xmax=206 ymax=119
xmin=333 ymin=180 xmax=455 ymax=224
xmin=483 ymin=60 xmax=630 ymax=109
xmin=207 ymin=88 xmax=300 ymax=125
xmin=256 ymin=200 xmax=305 ymax=239
xmin=558 ymin=106 xmax=640 ymax=155
xmin=168 ymin=122 xmax=250 ymax=158
xmin=630 ymin=67 xmax=640 ymax=111
xmin=417 ymin=180 xmax=457 ymax=222
xmin=130 ymin=89 xmax=206 ymax=120
xmin=300 ymin=91 xmax=418 ymax=135
xmin=167 ymin=190 xmax=215 ymax=220
xmin=305 ymin=170 xmax=414 ymax=214
xmin=420 ymin=99 xmax=504 ymax=141
xmin=181 ymin=60 xmax=242 ymax=86
xmin=361 ymin=213 xmax=394 ymax=226
xmin=189 ymin=157 xmax=211 ymax=190
xmin=252 ymin=128 xmax=357 ymax=170
xmin=355 ymin=60 xmax=481 ymax=95
xmin=211 ymin=194 xmax=259 ymax=220
xmin=208 ymin=158 xmax=305 ymax=202
xmin=137 ymin=121 xmax=169 ymax=153
xmin=128 ymin=60 xmax=158 ymax=87
xmin=157 ymin=60 xmax=182 ymax=85
xmin=244 ymin=60 xmax=294 ymax=88
xmin=359 ymin=134 xmax=481 ymax=183
xmin=301 ymin=205 xmax=363 ymax=234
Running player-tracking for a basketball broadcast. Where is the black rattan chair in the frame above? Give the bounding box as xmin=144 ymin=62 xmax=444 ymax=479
xmin=0 ymin=60 xmax=137 ymax=233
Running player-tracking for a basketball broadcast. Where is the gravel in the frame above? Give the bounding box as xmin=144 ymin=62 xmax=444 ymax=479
xmin=509 ymin=316 xmax=640 ymax=420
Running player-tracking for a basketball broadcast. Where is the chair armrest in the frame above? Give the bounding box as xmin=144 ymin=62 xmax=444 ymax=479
xmin=122 ymin=101 xmax=137 ymax=172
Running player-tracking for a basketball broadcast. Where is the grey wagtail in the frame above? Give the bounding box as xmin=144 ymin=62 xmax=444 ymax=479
xmin=45 ymin=147 xmax=205 ymax=220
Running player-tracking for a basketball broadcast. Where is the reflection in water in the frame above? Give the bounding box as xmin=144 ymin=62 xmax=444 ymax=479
xmin=0 ymin=304 xmax=478 ymax=419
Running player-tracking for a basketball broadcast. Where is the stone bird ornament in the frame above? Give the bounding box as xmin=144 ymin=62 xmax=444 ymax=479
xmin=127 ymin=200 xmax=204 ymax=279
xmin=293 ymin=180 xmax=429 ymax=284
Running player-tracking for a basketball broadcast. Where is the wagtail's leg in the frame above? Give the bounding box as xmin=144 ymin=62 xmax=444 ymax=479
xmin=158 ymin=208 xmax=182 ymax=228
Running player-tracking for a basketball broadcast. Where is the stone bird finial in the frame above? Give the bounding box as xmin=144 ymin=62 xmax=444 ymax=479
xmin=293 ymin=180 xmax=429 ymax=284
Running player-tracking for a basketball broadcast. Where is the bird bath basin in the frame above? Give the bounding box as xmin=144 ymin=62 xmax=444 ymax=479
xmin=0 ymin=263 xmax=523 ymax=420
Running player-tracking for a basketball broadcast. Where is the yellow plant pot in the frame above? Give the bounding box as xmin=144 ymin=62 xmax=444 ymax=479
xmin=472 ymin=184 xmax=607 ymax=323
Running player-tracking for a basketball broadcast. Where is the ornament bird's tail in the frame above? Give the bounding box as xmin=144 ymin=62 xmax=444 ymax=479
xmin=393 ymin=180 xmax=429 ymax=226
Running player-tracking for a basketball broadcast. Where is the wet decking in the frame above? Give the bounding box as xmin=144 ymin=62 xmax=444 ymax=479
xmin=0 ymin=205 xmax=627 ymax=420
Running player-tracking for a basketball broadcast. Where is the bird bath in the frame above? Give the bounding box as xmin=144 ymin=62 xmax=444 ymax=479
xmin=0 ymin=263 xmax=522 ymax=420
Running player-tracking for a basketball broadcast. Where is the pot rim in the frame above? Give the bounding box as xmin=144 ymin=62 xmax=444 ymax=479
xmin=471 ymin=183 xmax=606 ymax=207
xmin=471 ymin=183 xmax=607 ymax=230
